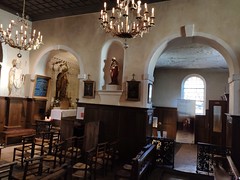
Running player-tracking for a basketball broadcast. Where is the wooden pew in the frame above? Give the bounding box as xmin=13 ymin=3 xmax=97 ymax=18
xmin=115 ymin=144 xmax=156 ymax=180
xmin=131 ymin=144 xmax=156 ymax=180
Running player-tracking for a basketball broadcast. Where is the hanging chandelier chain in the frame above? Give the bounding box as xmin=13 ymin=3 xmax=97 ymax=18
xmin=22 ymin=0 xmax=26 ymax=18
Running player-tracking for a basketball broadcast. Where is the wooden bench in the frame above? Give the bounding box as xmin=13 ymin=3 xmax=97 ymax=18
xmin=0 ymin=128 xmax=36 ymax=146
xmin=115 ymin=144 xmax=156 ymax=180
xmin=132 ymin=144 xmax=156 ymax=180
xmin=213 ymin=155 xmax=240 ymax=180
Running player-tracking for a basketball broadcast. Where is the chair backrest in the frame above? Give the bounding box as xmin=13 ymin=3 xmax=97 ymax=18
xmin=22 ymin=134 xmax=36 ymax=157
xmin=85 ymin=147 xmax=97 ymax=177
xmin=96 ymin=142 xmax=108 ymax=157
xmin=36 ymin=131 xmax=53 ymax=156
xmin=35 ymin=120 xmax=52 ymax=137
xmin=0 ymin=161 xmax=17 ymax=179
xmin=52 ymin=141 xmax=67 ymax=168
xmin=23 ymin=156 xmax=44 ymax=180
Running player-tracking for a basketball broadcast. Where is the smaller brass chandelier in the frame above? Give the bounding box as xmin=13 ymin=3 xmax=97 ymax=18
xmin=99 ymin=0 xmax=155 ymax=39
xmin=0 ymin=0 xmax=43 ymax=54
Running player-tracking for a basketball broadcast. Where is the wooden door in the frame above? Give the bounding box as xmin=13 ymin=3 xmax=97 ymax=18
xmin=208 ymin=100 xmax=228 ymax=146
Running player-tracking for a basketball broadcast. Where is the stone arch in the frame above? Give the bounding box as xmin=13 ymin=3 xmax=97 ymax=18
xmin=146 ymin=33 xmax=239 ymax=113
xmin=31 ymin=45 xmax=84 ymax=108
xmin=32 ymin=45 xmax=85 ymax=77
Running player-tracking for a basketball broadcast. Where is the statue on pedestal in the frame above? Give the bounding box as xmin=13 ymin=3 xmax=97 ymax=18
xmin=8 ymin=59 xmax=24 ymax=96
xmin=110 ymin=57 xmax=119 ymax=85
xmin=55 ymin=65 xmax=69 ymax=101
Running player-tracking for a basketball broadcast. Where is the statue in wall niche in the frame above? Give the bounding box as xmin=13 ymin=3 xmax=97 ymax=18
xmin=55 ymin=65 xmax=69 ymax=101
xmin=8 ymin=58 xmax=25 ymax=96
xmin=109 ymin=57 xmax=119 ymax=85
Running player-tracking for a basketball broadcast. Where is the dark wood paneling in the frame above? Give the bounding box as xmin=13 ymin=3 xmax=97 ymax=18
xmin=153 ymin=107 xmax=177 ymax=140
xmin=0 ymin=97 xmax=6 ymax=131
xmin=77 ymin=103 xmax=153 ymax=161
xmin=195 ymin=112 xmax=209 ymax=143
xmin=27 ymin=98 xmax=47 ymax=128
xmin=5 ymin=97 xmax=27 ymax=128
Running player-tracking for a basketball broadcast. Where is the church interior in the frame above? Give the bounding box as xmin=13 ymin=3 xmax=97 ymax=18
xmin=0 ymin=0 xmax=240 ymax=179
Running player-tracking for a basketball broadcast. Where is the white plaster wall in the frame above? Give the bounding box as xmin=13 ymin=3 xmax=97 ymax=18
xmin=28 ymin=0 xmax=240 ymax=109
xmin=0 ymin=9 xmax=30 ymax=96
xmin=0 ymin=0 xmax=240 ymax=110
xmin=153 ymin=69 xmax=229 ymax=110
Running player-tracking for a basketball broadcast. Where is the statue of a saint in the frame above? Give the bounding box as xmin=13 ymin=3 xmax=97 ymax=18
xmin=55 ymin=65 xmax=69 ymax=100
xmin=8 ymin=59 xmax=24 ymax=96
xmin=110 ymin=57 xmax=119 ymax=84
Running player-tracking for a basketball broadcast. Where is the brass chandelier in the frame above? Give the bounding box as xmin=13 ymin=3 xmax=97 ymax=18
xmin=99 ymin=0 xmax=155 ymax=39
xmin=0 ymin=0 xmax=43 ymax=56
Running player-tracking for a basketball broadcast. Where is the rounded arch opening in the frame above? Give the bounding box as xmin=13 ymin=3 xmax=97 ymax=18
xmin=147 ymin=33 xmax=239 ymax=113
xmin=31 ymin=45 xmax=84 ymax=110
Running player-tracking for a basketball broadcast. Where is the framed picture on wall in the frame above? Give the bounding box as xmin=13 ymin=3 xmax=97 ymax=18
xmin=83 ymin=80 xmax=95 ymax=98
xmin=33 ymin=75 xmax=51 ymax=99
xmin=126 ymin=80 xmax=140 ymax=101
xmin=148 ymin=83 xmax=153 ymax=103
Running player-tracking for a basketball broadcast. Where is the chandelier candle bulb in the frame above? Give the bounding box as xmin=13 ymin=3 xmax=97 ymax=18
xmin=104 ymin=2 xmax=107 ymax=12
xmin=151 ymin=8 xmax=154 ymax=17
xmin=112 ymin=8 xmax=115 ymax=17
xmin=144 ymin=3 xmax=148 ymax=13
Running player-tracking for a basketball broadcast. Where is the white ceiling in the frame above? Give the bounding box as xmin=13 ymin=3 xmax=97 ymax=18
xmin=156 ymin=38 xmax=228 ymax=71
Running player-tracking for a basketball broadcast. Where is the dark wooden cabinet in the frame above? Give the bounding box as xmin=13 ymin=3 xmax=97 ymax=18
xmin=208 ymin=100 xmax=228 ymax=146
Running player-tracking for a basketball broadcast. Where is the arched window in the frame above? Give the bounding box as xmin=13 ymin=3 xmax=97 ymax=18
xmin=182 ymin=75 xmax=206 ymax=115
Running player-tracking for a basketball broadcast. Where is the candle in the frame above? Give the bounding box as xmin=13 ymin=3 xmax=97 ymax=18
xmin=125 ymin=6 xmax=128 ymax=15
xmin=112 ymin=7 xmax=115 ymax=17
xmin=100 ymin=10 xmax=103 ymax=19
xmin=151 ymin=8 xmax=154 ymax=17
xmin=104 ymin=2 xmax=107 ymax=11
xmin=144 ymin=3 xmax=148 ymax=13
xmin=132 ymin=22 xmax=136 ymax=30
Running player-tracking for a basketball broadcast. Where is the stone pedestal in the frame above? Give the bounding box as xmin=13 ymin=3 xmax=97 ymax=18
xmin=98 ymin=90 xmax=123 ymax=105
xmin=106 ymin=84 xmax=120 ymax=91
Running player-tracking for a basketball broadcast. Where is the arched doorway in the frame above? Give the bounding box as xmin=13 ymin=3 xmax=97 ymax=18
xmin=147 ymin=35 xmax=239 ymax=143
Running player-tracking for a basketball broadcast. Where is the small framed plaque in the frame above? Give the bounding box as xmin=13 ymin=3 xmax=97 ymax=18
xmin=126 ymin=75 xmax=140 ymax=101
xmin=83 ymin=80 xmax=95 ymax=98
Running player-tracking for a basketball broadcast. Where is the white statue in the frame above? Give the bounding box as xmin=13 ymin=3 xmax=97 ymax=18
xmin=8 ymin=59 xmax=25 ymax=96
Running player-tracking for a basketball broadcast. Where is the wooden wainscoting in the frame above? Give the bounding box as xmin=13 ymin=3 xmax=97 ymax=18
xmin=77 ymin=102 xmax=154 ymax=161
xmin=153 ymin=106 xmax=177 ymax=140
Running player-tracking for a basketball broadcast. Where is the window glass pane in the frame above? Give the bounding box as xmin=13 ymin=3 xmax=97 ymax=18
xmin=183 ymin=76 xmax=205 ymax=115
